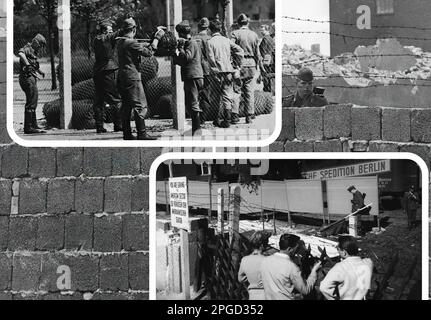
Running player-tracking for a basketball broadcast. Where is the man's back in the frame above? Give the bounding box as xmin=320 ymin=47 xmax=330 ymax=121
xmin=93 ymin=32 xmax=120 ymax=73
xmin=320 ymin=257 xmax=373 ymax=300
xmin=207 ymin=34 xmax=234 ymax=73
xmin=261 ymin=253 xmax=314 ymax=300
xmin=231 ymin=27 xmax=260 ymax=62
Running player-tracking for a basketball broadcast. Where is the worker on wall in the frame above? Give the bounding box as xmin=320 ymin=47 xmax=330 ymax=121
xmin=402 ymin=185 xmax=420 ymax=229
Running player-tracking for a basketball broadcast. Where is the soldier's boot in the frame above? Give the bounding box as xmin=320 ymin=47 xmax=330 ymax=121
xmin=246 ymin=114 xmax=254 ymax=124
xmin=122 ymin=117 xmax=135 ymax=140
xmin=220 ymin=109 xmax=231 ymax=128
xmin=135 ymin=112 xmax=156 ymax=141
xmin=191 ymin=111 xmax=202 ymax=136
xmin=31 ymin=111 xmax=41 ymax=129
xmin=230 ymin=113 xmax=240 ymax=124
xmin=24 ymin=110 xmax=45 ymax=134
xmin=113 ymin=103 xmax=123 ymax=132
xmin=94 ymin=105 xmax=107 ymax=133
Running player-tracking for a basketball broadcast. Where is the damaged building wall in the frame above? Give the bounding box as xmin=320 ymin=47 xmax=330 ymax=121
xmin=329 ymin=0 xmax=431 ymax=56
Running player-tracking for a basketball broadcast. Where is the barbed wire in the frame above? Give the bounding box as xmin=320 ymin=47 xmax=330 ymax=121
xmin=280 ymin=72 xmax=431 ymax=83
xmin=281 ymin=30 xmax=431 ymax=42
xmin=281 ymin=16 xmax=431 ymax=31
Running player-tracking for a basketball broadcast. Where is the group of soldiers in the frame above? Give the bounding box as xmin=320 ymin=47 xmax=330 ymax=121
xmin=18 ymin=13 xmax=275 ymax=139
xmin=173 ymin=14 xmax=275 ymax=134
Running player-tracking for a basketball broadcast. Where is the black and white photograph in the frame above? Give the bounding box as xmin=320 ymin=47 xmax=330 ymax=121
xmin=153 ymin=157 xmax=426 ymax=300
xmin=280 ymin=0 xmax=431 ymax=150
xmin=11 ymin=0 xmax=276 ymax=144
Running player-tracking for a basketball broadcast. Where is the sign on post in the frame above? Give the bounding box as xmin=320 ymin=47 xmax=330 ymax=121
xmin=169 ymin=177 xmax=189 ymax=231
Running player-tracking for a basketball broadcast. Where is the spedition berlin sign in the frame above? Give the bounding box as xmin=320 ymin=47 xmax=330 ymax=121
xmin=303 ymin=160 xmax=391 ymax=180
xmin=169 ymin=177 xmax=189 ymax=231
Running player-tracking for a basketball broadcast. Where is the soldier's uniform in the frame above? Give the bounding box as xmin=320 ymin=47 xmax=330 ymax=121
xmin=18 ymin=34 xmax=46 ymax=134
xmin=93 ymin=21 xmax=123 ymax=133
xmin=192 ymin=18 xmax=212 ymax=118
xmin=231 ymin=14 xmax=262 ymax=123
xmin=174 ymin=20 xmax=204 ymax=135
xmin=282 ymin=92 xmax=328 ymax=108
xmin=259 ymin=28 xmax=275 ymax=93
xmin=117 ymin=18 xmax=159 ymax=140
xmin=282 ymin=68 xmax=328 ymax=108
xmin=402 ymin=187 xmax=420 ymax=228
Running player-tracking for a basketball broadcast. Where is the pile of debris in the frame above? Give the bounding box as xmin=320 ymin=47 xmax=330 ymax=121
xmin=282 ymin=39 xmax=431 ymax=107
xmin=283 ymin=39 xmax=431 ymax=87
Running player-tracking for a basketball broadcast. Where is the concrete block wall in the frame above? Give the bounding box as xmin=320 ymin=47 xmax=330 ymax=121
xmin=274 ymin=105 xmax=431 ymax=166
xmin=0 ymin=145 xmax=160 ymax=300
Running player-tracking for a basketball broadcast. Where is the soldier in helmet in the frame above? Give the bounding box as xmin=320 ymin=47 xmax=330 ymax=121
xmin=92 ymin=20 xmax=123 ymax=134
xmin=18 ymin=33 xmax=47 ymax=134
xmin=116 ymin=18 xmax=165 ymax=140
xmin=282 ymin=68 xmax=328 ymax=108
xmin=231 ymin=13 xmax=264 ymax=124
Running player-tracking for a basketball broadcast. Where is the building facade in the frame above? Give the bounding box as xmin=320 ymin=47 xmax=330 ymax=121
xmin=330 ymin=0 xmax=431 ymax=56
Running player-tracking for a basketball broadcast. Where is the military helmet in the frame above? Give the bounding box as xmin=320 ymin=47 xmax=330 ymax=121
xmin=347 ymin=186 xmax=356 ymax=192
xmin=175 ymin=20 xmax=191 ymax=34
xmin=123 ymin=18 xmax=137 ymax=30
xmin=297 ymin=67 xmax=314 ymax=82
xmin=32 ymin=34 xmax=47 ymax=47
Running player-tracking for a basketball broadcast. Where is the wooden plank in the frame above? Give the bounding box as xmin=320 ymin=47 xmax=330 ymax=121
xmin=180 ymin=229 xmax=191 ymax=299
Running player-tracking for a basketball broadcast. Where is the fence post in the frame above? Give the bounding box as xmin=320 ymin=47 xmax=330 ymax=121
xmin=58 ymin=0 xmax=72 ymax=129
xmin=217 ymin=188 xmax=224 ymax=235
xmin=167 ymin=0 xmax=185 ymax=133
xmin=225 ymin=1 xmax=234 ymax=36
xmin=229 ymin=186 xmax=240 ymax=244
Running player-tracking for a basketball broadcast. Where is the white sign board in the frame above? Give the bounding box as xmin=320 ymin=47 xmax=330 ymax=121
xmin=169 ymin=177 xmax=189 ymax=231
xmin=303 ymin=160 xmax=391 ymax=180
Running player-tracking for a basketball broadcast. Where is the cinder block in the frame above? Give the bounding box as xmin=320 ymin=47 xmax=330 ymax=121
xmin=324 ymin=104 xmax=352 ymax=139
xmin=278 ymin=108 xmax=295 ymax=141
xmin=99 ymin=254 xmax=129 ymax=291
xmin=400 ymin=144 xmax=431 ymax=167
xmin=131 ymin=176 xmax=149 ymax=212
xmin=0 ymin=114 xmax=11 ymax=145
xmin=112 ymin=148 xmax=141 ymax=176
xmin=28 ymin=148 xmax=56 ymax=178
xmin=93 ymin=292 xmax=131 ymax=300
xmin=411 ymin=109 xmax=431 ymax=143
xmin=19 ymin=179 xmax=47 ymax=214
xmin=0 ymin=292 xmax=12 ymax=300
xmin=128 ymin=252 xmax=148 ymax=291
xmin=0 ymin=179 xmax=11 ymax=216
xmin=313 ymin=140 xmax=342 ymax=152
xmin=40 ymin=253 xmax=99 ymax=292
xmin=0 ymin=216 xmax=8 ymax=250
xmin=140 ymin=148 xmax=162 ymax=175
xmin=351 ymin=141 xmax=369 ymax=152
xmin=36 ymin=216 xmax=65 ymax=251
xmin=42 ymin=293 xmax=84 ymax=300
xmin=12 ymin=254 xmax=43 ymax=291
xmin=56 ymin=148 xmax=83 ymax=177
xmin=122 ymin=214 xmax=147 ymax=251
xmin=269 ymin=141 xmax=284 ymax=152
xmin=1 ymin=145 xmax=28 ymax=179
xmin=104 ymin=177 xmax=132 ymax=213
xmin=284 ymin=141 xmax=314 ymax=152
xmin=47 ymin=178 xmax=75 ymax=214
xmin=9 ymin=217 xmax=37 ymax=251
xmin=369 ymin=141 xmax=400 ymax=152
xmin=351 ymin=106 xmax=381 ymax=141
xmin=94 ymin=215 xmax=122 ymax=252
xmin=295 ymin=108 xmax=324 ymax=140
xmin=0 ymin=253 xmax=12 ymax=290
xmin=83 ymin=148 xmax=112 ymax=177
xmin=75 ymin=178 xmax=104 ymax=214
xmin=381 ymin=108 xmax=410 ymax=142
xmin=65 ymin=214 xmax=93 ymax=251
